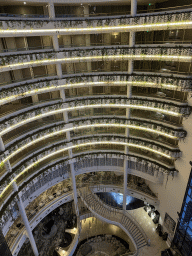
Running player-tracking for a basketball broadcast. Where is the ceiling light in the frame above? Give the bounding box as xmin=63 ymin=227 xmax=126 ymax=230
xmin=24 ymin=1 xmax=26 ymax=4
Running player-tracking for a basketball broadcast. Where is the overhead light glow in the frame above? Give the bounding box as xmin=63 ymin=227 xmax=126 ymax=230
xmin=0 ymin=81 xmax=177 ymax=105
xmin=0 ymin=140 xmax=174 ymax=200
xmin=0 ymin=54 xmax=191 ymax=71
xmin=0 ymin=103 xmax=182 ymax=137
xmin=0 ymin=122 xmax=177 ymax=165
xmin=0 ymin=21 xmax=192 ymax=35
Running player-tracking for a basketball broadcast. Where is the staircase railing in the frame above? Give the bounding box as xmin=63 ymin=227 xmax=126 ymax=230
xmin=89 ymin=188 xmax=149 ymax=245
xmin=78 ymin=186 xmax=150 ymax=255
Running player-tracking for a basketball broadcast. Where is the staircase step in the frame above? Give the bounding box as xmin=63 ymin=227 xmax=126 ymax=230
xmin=80 ymin=189 xmax=148 ymax=252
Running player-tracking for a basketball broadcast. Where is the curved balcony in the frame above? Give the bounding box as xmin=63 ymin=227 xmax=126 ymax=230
xmin=0 ymin=98 xmax=62 ymax=122
xmin=2 ymin=154 xmax=160 ymax=236
xmin=2 ymin=134 xmax=179 ymax=173
xmin=0 ymin=96 xmax=190 ymax=137
xmin=1 ymin=92 xmax=187 ymax=123
xmin=2 ymin=115 xmax=185 ymax=153
xmin=0 ymin=9 xmax=192 ymax=36
xmin=0 ymin=115 xmax=183 ymax=168
xmin=0 ymin=45 xmax=191 ymax=72
xmin=0 ymin=135 xmax=177 ymax=187
xmin=0 ymin=149 xmax=173 ymax=223
xmin=1 ymin=72 xmax=191 ymax=106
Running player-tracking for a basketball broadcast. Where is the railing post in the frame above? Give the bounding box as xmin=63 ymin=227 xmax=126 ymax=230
xmin=12 ymin=182 xmax=39 ymax=256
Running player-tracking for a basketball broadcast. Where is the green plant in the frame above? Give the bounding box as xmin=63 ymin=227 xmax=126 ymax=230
xmin=0 ymin=162 xmax=4 ymax=169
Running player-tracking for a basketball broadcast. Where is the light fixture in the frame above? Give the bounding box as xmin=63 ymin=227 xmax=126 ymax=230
xmin=0 ymin=140 xmax=175 ymax=199
xmin=24 ymin=1 xmax=26 ymax=4
xmin=1 ymin=21 xmax=192 ymax=36
xmin=1 ymin=54 xmax=191 ymax=72
xmin=0 ymin=80 xmax=179 ymax=106
xmin=0 ymin=122 xmax=177 ymax=165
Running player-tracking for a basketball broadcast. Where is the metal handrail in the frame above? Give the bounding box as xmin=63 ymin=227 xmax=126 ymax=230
xmin=1 ymin=40 xmax=192 ymax=54
xmin=86 ymin=187 xmax=149 ymax=244
xmin=7 ymin=189 xmax=72 ymax=247
xmin=1 ymin=3 xmax=192 ymax=19
xmin=0 ymin=98 xmax=62 ymax=119
xmin=77 ymin=180 xmax=157 ymax=199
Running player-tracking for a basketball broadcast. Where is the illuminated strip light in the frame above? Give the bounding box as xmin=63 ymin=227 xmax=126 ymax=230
xmin=0 ymin=81 xmax=177 ymax=105
xmin=0 ymin=140 xmax=174 ymax=199
xmin=1 ymin=20 xmax=192 ymax=34
xmin=0 ymin=54 xmax=191 ymax=71
xmin=1 ymin=123 xmax=177 ymax=165
xmin=0 ymin=103 xmax=181 ymax=137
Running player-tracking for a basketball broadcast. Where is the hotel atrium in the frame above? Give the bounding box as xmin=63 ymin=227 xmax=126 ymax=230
xmin=0 ymin=0 xmax=192 ymax=255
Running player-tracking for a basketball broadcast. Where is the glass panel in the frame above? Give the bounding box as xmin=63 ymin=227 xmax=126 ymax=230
xmin=173 ymin=169 xmax=192 ymax=256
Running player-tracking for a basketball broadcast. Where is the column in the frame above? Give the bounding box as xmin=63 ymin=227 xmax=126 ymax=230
xmin=0 ymin=136 xmax=12 ymax=173
xmin=84 ymin=5 xmax=89 ymax=17
xmin=52 ymin=35 xmax=59 ymax=51
xmin=0 ymin=137 xmax=5 ymax=151
xmin=48 ymin=3 xmax=55 ymax=19
xmin=84 ymin=7 xmax=93 ymax=99
xmin=30 ymin=66 xmax=34 ymax=79
xmin=103 ymin=34 xmax=111 ymax=72
xmin=131 ymin=0 xmax=137 ymax=16
xmin=69 ymin=161 xmax=79 ymax=215
xmin=123 ymin=152 xmax=128 ymax=211
xmin=12 ymin=182 xmax=39 ymax=256
xmin=60 ymin=86 xmax=79 ymax=216
xmin=123 ymin=0 xmax=137 ymax=212
xmin=52 ymin=34 xmax=62 ymax=78
xmin=31 ymin=94 xmax=39 ymax=103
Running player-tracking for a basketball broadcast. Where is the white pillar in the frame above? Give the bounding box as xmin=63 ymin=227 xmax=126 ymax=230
xmin=12 ymin=182 xmax=39 ymax=256
xmin=52 ymin=34 xmax=62 ymax=79
xmin=63 ymin=111 xmax=68 ymax=123
xmin=129 ymin=32 xmax=135 ymax=47
xmin=48 ymin=3 xmax=55 ymax=19
xmin=0 ymin=137 xmax=12 ymax=173
xmin=30 ymin=66 xmax=34 ymax=79
xmin=60 ymin=89 xmax=68 ymax=122
xmin=123 ymin=158 xmax=128 ymax=211
xmin=131 ymin=0 xmax=137 ymax=16
xmin=69 ymin=162 xmax=79 ymax=216
xmin=60 ymin=89 xmax=65 ymax=101
xmin=32 ymin=94 xmax=39 ymax=103
xmin=53 ymin=35 xmax=59 ymax=51
xmin=84 ymin=5 xmax=89 ymax=17
xmin=123 ymin=0 xmax=137 ymax=212
xmin=56 ymin=64 xmax=62 ymax=78
xmin=0 ymin=137 xmax=5 ymax=151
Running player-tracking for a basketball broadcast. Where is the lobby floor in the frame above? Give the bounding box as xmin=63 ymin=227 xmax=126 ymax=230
xmin=79 ymin=207 xmax=169 ymax=256
xmin=129 ymin=208 xmax=169 ymax=256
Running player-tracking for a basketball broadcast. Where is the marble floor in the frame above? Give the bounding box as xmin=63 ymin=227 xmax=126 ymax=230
xmin=127 ymin=208 xmax=169 ymax=256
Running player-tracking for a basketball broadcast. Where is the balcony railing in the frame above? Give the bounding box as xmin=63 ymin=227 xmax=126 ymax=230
xmin=0 ymin=45 xmax=191 ymax=73
xmin=1 ymin=9 xmax=192 ymax=36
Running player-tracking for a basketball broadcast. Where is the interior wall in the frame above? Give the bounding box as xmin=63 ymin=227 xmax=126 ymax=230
xmin=145 ymin=97 xmax=192 ymax=226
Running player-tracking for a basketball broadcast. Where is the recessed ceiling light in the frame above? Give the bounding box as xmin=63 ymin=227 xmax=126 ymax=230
xmin=24 ymin=1 xmax=26 ymax=4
